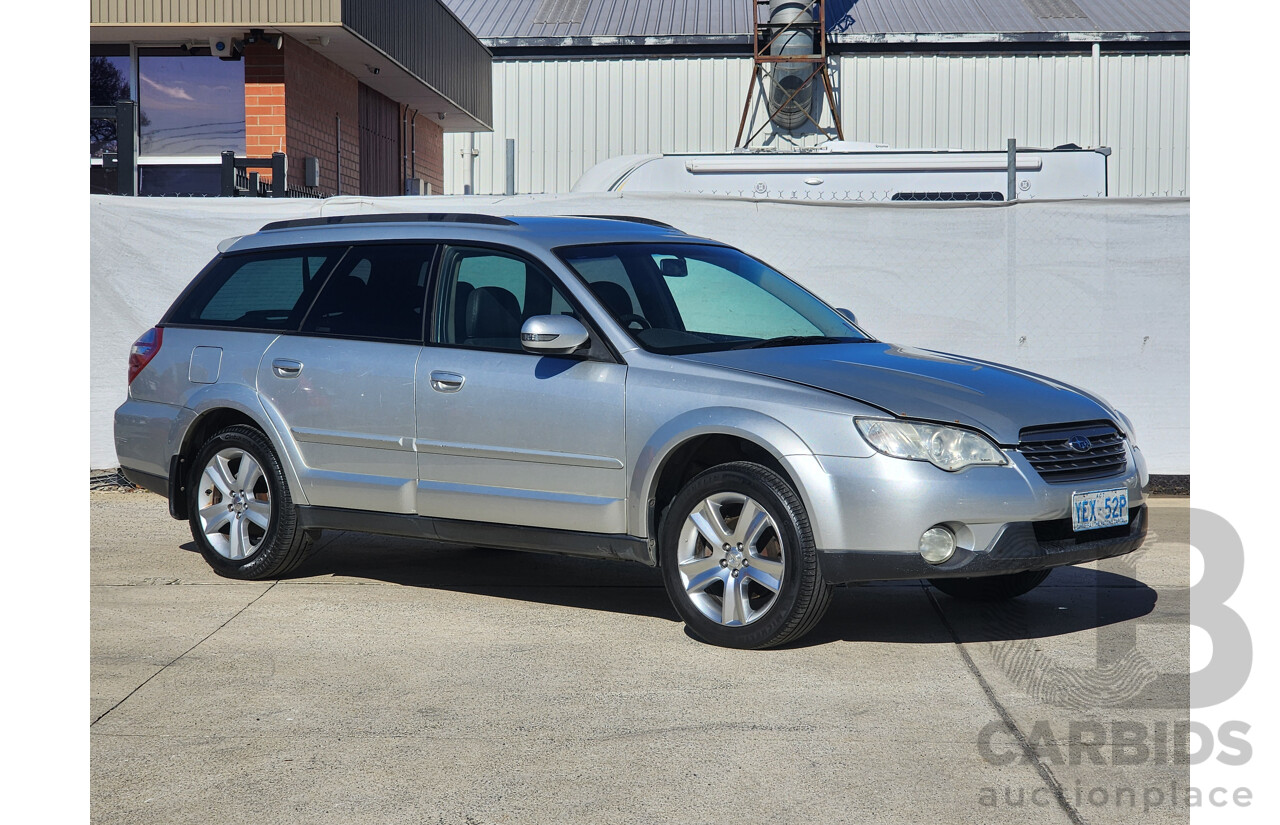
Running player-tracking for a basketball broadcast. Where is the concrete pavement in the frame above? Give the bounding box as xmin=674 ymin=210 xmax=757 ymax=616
xmin=91 ymin=492 xmax=1189 ymax=824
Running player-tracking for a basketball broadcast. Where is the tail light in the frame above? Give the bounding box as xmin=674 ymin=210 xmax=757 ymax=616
xmin=128 ymin=327 xmax=163 ymax=385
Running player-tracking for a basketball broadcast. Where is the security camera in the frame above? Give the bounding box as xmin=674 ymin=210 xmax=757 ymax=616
xmin=209 ymin=35 xmax=243 ymax=60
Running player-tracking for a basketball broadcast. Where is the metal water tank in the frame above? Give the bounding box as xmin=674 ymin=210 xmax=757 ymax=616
xmin=767 ymin=0 xmax=816 ymax=129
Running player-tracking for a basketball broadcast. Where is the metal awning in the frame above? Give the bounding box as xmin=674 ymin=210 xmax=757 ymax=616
xmin=91 ymin=0 xmax=493 ymax=131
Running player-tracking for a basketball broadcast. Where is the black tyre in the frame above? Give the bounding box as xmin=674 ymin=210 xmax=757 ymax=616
xmin=658 ymin=461 xmax=833 ymax=649
xmin=187 ymin=424 xmax=314 ymax=580
xmin=928 ymin=569 xmax=1051 ymax=601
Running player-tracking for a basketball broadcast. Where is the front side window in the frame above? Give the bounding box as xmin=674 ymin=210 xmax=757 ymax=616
xmin=302 ymin=244 xmax=434 ymax=342
xmin=168 ymin=249 xmax=342 ymax=331
xmin=557 ymin=243 xmax=868 ymax=354
xmin=434 ymin=246 xmax=579 ymax=352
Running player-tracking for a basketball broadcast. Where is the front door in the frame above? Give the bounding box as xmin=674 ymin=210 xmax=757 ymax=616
xmin=414 ymin=245 xmax=628 ymax=534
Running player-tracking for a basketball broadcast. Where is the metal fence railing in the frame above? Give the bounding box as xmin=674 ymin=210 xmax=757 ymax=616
xmin=219 ymin=151 xmax=325 ymax=199
xmin=90 ymin=101 xmax=138 ymax=196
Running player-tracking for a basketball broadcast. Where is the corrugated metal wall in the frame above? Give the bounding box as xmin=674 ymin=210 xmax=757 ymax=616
xmin=444 ymin=53 xmax=1188 ymax=198
xmin=342 ymin=0 xmax=494 ymax=127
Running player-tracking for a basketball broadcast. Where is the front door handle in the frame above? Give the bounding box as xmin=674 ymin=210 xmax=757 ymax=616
xmin=430 ymin=371 xmax=465 ymax=393
xmin=272 ymin=358 xmax=303 ymax=378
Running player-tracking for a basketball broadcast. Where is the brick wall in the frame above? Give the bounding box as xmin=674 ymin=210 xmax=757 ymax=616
xmin=244 ymin=44 xmax=285 ymax=167
xmin=280 ymin=37 xmax=359 ymax=194
xmin=408 ymin=110 xmax=445 ymax=195
xmin=386 ymin=105 xmax=446 ymax=196
xmin=244 ymin=36 xmax=358 ymax=193
xmin=243 ymin=36 xmax=449 ymax=196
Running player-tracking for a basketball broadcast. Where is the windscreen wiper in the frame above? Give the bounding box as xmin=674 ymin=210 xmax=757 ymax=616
xmin=731 ymin=335 xmax=861 ymax=350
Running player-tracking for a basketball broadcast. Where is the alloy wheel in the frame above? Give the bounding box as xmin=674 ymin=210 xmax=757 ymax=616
xmin=676 ymin=492 xmax=786 ymax=626
xmin=196 ymin=447 xmax=272 ymax=560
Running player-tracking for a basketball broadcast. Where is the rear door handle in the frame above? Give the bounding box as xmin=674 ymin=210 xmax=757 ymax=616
xmin=272 ymin=358 xmax=303 ymax=378
xmin=430 ymin=371 xmax=465 ymax=393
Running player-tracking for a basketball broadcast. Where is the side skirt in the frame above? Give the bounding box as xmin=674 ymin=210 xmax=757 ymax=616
xmin=294 ymin=505 xmax=656 ymax=566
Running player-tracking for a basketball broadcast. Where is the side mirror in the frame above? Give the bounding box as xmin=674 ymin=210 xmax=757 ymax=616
xmin=520 ymin=315 xmax=590 ymax=355
xmin=837 ymin=307 xmax=858 ymax=326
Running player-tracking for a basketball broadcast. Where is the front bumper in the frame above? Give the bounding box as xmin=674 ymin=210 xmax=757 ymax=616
xmin=818 ymin=505 xmax=1146 ymax=583
xmin=801 ymin=439 xmax=1149 ymax=583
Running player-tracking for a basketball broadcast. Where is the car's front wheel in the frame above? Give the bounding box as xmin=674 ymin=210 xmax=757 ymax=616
xmin=659 ymin=462 xmax=833 ymax=649
xmin=187 ymin=424 xmax=314 ymax=580
xmin=928 ymin=569 xmax=1051 ymax=601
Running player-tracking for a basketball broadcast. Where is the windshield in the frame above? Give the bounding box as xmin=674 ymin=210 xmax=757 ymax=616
xmin=556 ymin=242 xmax=870 ymax=354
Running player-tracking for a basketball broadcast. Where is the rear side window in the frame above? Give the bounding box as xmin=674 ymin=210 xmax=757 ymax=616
xmin=169 ymin=249 xmax=342 ymax=331
xmin=301 ymin=244 xmax=435 ymax=342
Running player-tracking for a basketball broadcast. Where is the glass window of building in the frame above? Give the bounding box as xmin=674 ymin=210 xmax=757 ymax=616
xmin=138 ymin=52 xmax=246 ymax=157
xmin=90 ymin=51 xmax=132 ymax=158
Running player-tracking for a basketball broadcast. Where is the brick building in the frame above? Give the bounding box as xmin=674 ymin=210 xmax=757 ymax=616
xmin=90 ymin=1 xmax=492 ymax=197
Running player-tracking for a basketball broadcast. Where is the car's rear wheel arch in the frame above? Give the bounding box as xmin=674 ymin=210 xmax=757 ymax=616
xmin=171 ymin=408 xmax=273 ymax=519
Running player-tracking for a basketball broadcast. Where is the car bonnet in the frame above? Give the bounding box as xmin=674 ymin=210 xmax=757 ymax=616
xmin=676 ymin=342 xmax=1117 ymax=445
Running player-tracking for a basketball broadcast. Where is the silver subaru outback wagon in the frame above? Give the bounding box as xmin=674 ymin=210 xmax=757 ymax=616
xmin=115 ymin=213 xmax=1148 ymax=649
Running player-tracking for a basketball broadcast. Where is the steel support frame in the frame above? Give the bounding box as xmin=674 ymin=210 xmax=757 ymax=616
xmin=734 ymin=0 xmax=845 ymax=148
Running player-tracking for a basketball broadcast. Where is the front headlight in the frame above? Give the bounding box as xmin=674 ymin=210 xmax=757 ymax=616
xmin=855 ymin=418 xmax=1008 ymax=472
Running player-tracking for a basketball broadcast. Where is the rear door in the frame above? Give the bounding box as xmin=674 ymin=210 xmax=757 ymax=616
xmin=258 ymin=243 xmax=435 ymax=512
xmin=414 ymin=244 xmax=628 ymax=534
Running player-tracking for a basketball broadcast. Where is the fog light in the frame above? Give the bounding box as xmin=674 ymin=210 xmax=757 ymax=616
xmin=919 ymin=526 xmax=957 ymax=564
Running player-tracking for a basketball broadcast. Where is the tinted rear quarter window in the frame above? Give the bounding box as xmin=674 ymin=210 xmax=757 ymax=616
xmin=169 ymin=249 xmax=341 ymax=331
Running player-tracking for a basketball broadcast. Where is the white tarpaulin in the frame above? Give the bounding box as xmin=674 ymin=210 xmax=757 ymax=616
xmin=91 ymin=193 xmax=1189 ymax=473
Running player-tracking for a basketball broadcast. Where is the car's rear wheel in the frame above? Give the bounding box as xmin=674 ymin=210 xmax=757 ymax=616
xmin=188 ymin=424 xmax=314 ymax=580
xmin=659 ymin=461 xmax=833 ymax=649
xmin=928 ymin=569 xmax=1051 ymax=601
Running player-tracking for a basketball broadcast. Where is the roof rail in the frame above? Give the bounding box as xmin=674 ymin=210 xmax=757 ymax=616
xmin=570 ymin=214 xmax=679 ymax=230
xmin=259 ymin=213 xmax=518 ymax=232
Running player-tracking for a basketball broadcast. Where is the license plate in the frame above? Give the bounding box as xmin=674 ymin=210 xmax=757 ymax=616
xmin=1071 ymin=488 xmax=1129 ymax=532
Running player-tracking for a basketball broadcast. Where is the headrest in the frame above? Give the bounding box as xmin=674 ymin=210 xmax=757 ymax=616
xmin=591 ymin=281 xmax=634 ymax=319
xmin=465 ymin=285 xmax=522 ymax=342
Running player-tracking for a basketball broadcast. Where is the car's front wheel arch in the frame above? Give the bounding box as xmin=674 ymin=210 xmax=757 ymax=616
xmin=647 ymin=432 xmax=802 ymax=560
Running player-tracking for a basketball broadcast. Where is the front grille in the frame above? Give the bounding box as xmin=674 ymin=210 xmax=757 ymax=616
xmin=1018 ymin=422 xmax=1128 ymax=484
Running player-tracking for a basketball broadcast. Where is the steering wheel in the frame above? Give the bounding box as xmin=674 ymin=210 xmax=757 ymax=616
xmin=618 ymin=314 xmax=651 ymax=330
